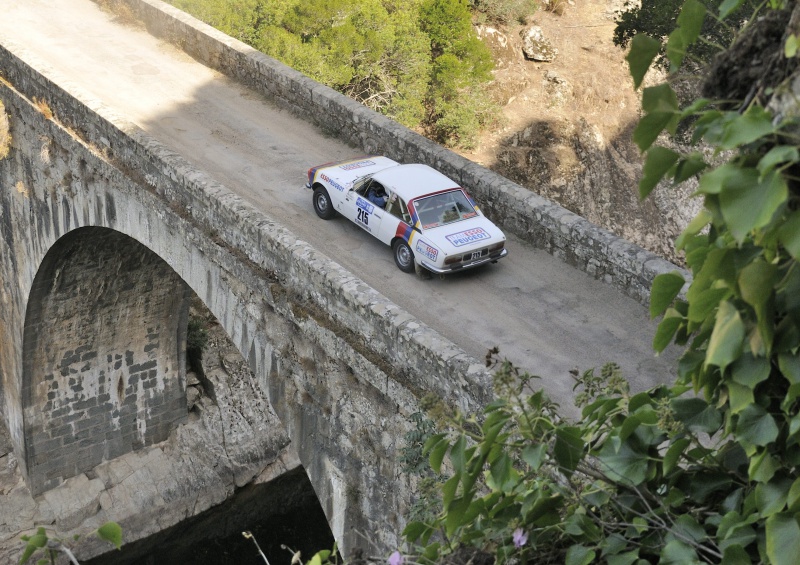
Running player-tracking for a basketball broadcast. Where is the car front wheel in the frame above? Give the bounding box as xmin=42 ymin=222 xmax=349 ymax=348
xmin=393 ymin=240 xmax=415 ymax=273
xmin=313 ymin=186 xmax=335 ymax=219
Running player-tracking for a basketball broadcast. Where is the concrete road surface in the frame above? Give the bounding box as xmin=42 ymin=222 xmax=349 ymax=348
xmin=0 ymin=0 xmax=681 ymax=417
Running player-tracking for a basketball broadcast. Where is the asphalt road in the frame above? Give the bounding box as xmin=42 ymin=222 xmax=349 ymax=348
xmin=0 ymin=0 xmax=680 ymax=416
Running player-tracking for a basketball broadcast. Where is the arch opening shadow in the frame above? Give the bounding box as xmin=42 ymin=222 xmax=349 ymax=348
xmin=21 ymin=227 xmax=190 ymax=494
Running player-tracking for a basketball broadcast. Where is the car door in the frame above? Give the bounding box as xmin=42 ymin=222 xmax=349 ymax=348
xmin=376 ymin=191 xmax=409 ymax=245
xmin=340 ymin=178 xmax=383 ymax=237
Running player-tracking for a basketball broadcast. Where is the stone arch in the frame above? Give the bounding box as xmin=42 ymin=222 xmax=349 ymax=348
xmin=21 ymin=226 xmax=191 ymax=495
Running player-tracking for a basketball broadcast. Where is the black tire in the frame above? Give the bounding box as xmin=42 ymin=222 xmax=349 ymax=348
xmin=393 ymin=240 xmax=416 ymax=273
xmin=313 ymin=186 xmax=336 ymax=220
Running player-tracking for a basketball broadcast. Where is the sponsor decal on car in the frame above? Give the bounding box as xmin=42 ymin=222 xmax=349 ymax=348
xmin=356 ymin=197 xmax=374 ymax=214
xmin=320 ymin=173 xmax=347 ymax=192
xmin=339 ymin=159 xmax=376 ymax=171
xmin=446 ymin=227 xmax=491 ymax=247
xmin=415 ymin=240 xmax=438 ymax=261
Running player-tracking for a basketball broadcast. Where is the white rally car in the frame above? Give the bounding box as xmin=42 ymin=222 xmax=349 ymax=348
xmin=305 ymin=156 xmax=507 ymax=274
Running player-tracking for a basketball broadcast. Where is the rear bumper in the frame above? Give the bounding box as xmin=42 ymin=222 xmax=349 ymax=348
xmin=421 ymin=248 xmax=508 ymax=274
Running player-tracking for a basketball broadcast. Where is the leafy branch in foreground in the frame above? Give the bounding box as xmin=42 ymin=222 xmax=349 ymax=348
xmin=382 ymin=2 xmax=800 ymax=564
xmin=19 ymin=522 xmax=122 ymax=565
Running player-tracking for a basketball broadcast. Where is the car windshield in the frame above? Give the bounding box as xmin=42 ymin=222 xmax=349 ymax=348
xmin=413 ymin=190 xmax=477 ymax=229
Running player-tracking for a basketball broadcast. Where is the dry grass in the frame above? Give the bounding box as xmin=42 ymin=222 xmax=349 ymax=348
xmin=0 ymin=101 xmax=10 ymax=160
xmin=95 ymin=0 xmax=140 ymax=26
xmin=33 ymin=97 xmax=53 ymax=120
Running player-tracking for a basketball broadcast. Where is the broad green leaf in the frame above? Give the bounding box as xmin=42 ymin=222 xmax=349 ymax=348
xmin=654 ymin=308 xmax=683 ymax=353
xmin=554 ymin=426 xmax=584 ymax=476
xmin=706 ymin=300 xmax=745 ymax=372
xmin=626 ymin=34 xmax=660 ymax=89
xmin=788 ymin=477 xmax=800 ymax=512
xmin=651 ymin=271 xmax=686 ymax=318
xmin=728 ymin=381 xmax=754 ymax=414
xmin=427 ymin=434 xmax=449 ymax=473
xmin=673 ymin=514 xmax=707 ymax=543
xmin=566 ymin=545 xmax=596 ymax=565
xmin=671 ymin=397 xmax=722 ymax=433
xmin=642 ymin=83 xmax=679 ymax=114
xmin=640 ymin=146 xmax=679 ymax=199
xmin=731 ymin=354 xmax=770 ymax=387
xmin=721 ymin=544 xmax=753 ymax=564
xmin=402 ymin=520 xmax=430 ymax=542
xmin=450 ymin=436 xmax=466 ymax=473
xmin=719 ymin=0 xmax=745 ymax=19
xmin=522 ymin=444 xmax=547 ymax=470
xmin=666 ymin=28 xmax=687 ymax=71
xmin=719 ymin=106 xmax=775 ymax=150
xmin=687 ymin=287 xmax=730 ymax=323
xmin=597 ymin=439 xmax=648 ymax=486
xmin=660 ymin=539 xmax=698 ymax=564
xmin=766 ymin=512 xmax=800 ymax=565
xmin=97 ymin=522 xmax=123 ymax=549
xmin=445 ymin=496 xmax=472 ymax=536
xmin=442 ymin=474 xmax=459 ymax=509
xmin=779 ymin=354 xmax=800 ymax=384
xmin=674 ymin=153 xmax=707 ymax=183
xmin=720 ymin=169 xmax=787 ymax=243
xmin=676 ymin=209 xmax=711 ymax=250
xmin=787 ymin=34 xmax=799 ymax=58
xmin=489 ymin=452 xmax=514 ymax=492
xmin=759 ymin=146 xmax=799 ymax=178
xmin=739 ymin=260 xmax=776 ymax=315
xmin=750 ymin=449 xmax=780 ymax=482
xmin=737 ymin=404 xmax=779 ymax=448
xmin=676 ymin=0 xmax=707 ymax=44
xmin=696 ymin=163 xmax=739 ymax=195
xmin=664 ymin=438 xmax=690 ymax=474
xmin=634 ymin=112 xmax=677 ymax=152
xmin=756 ymin=478 xmax=792 ymax=517
xmin=779 ymin=211 xmax=800 ymax=260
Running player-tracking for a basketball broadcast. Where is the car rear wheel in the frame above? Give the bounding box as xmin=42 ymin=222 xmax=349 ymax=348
xmin=313 ymin=186 xmax=335 ymax=219
xmin=393 ymin=240 xmax=415 ymax=273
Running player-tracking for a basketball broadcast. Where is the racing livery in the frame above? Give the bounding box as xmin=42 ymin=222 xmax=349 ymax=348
xmin=306 ymin=156 xmax=508 ymax=274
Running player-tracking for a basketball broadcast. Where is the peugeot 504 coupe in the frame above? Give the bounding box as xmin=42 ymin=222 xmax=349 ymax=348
xmin=305 ymin=156 xmax=508 ymax=275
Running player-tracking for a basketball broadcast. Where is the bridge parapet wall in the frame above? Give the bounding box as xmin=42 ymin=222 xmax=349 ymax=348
xmin=113 ymin=0 xmax=687 ymax=304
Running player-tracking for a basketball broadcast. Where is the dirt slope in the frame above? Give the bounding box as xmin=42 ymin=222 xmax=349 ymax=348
xmin=462 ymin=0 xmax=699 ymax=264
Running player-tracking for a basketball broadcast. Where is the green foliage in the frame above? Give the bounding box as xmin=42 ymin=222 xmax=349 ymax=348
xmin=187 ymin=316 xmax=208 ymax=353
xmin=19 ymin=522 xmax=122 ymax=564
xmin=613 ymin=0 xmax=757 ymax=69
xmin=167 ymin=0 xmax=499 ymax=148
xmin=468 ymin=0 xmax=538 ymax=24
xmin=390 ymin=2 xmax=800 ymax=564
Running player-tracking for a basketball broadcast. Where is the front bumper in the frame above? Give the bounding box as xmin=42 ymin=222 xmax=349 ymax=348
xmin=421 ymin=248 xmax=508 ymax=274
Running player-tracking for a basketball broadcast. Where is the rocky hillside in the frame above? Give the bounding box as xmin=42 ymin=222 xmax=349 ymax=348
xmin=462 ymin=0 xmax=700 ymax=264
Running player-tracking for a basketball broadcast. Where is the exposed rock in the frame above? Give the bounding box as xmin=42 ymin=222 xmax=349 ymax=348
xmin=520 ymin=26 xmax=558 ymax=62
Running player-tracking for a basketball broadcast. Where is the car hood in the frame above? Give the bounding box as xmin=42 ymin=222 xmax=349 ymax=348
xmin=420 ymin=215 xmax=505 ymax=255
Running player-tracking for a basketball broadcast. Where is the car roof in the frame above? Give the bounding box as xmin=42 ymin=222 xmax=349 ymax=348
xmin=372 ymin=164 xmax=460 ymax=202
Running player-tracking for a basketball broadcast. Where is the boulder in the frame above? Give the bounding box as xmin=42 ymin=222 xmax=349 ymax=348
xmin=520 ymin=26 xmax=557 ymax=62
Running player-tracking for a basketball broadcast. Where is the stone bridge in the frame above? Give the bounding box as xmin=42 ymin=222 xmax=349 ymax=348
xmin=0 ymin=0 xmax=683 ymax=561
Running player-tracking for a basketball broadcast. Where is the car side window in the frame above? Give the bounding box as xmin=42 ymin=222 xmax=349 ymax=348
xmin=385 ymin=193 xmax=411 ymax=224
xmin=353 ymin=176 xmax=371 ymax=195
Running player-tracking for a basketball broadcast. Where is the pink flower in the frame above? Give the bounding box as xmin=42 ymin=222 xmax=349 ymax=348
xmin=513 ymin=528 xmax=528 ymax=548
xmin=389 ymin=551 xmax=404 ymax=565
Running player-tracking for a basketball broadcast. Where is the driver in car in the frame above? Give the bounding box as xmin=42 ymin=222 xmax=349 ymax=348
xmin=366 ymin=182 xmax=388 ymax=208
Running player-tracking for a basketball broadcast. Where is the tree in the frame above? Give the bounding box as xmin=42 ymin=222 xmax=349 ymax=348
xmin=167 ymin=0 xmax=498 ymax=147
